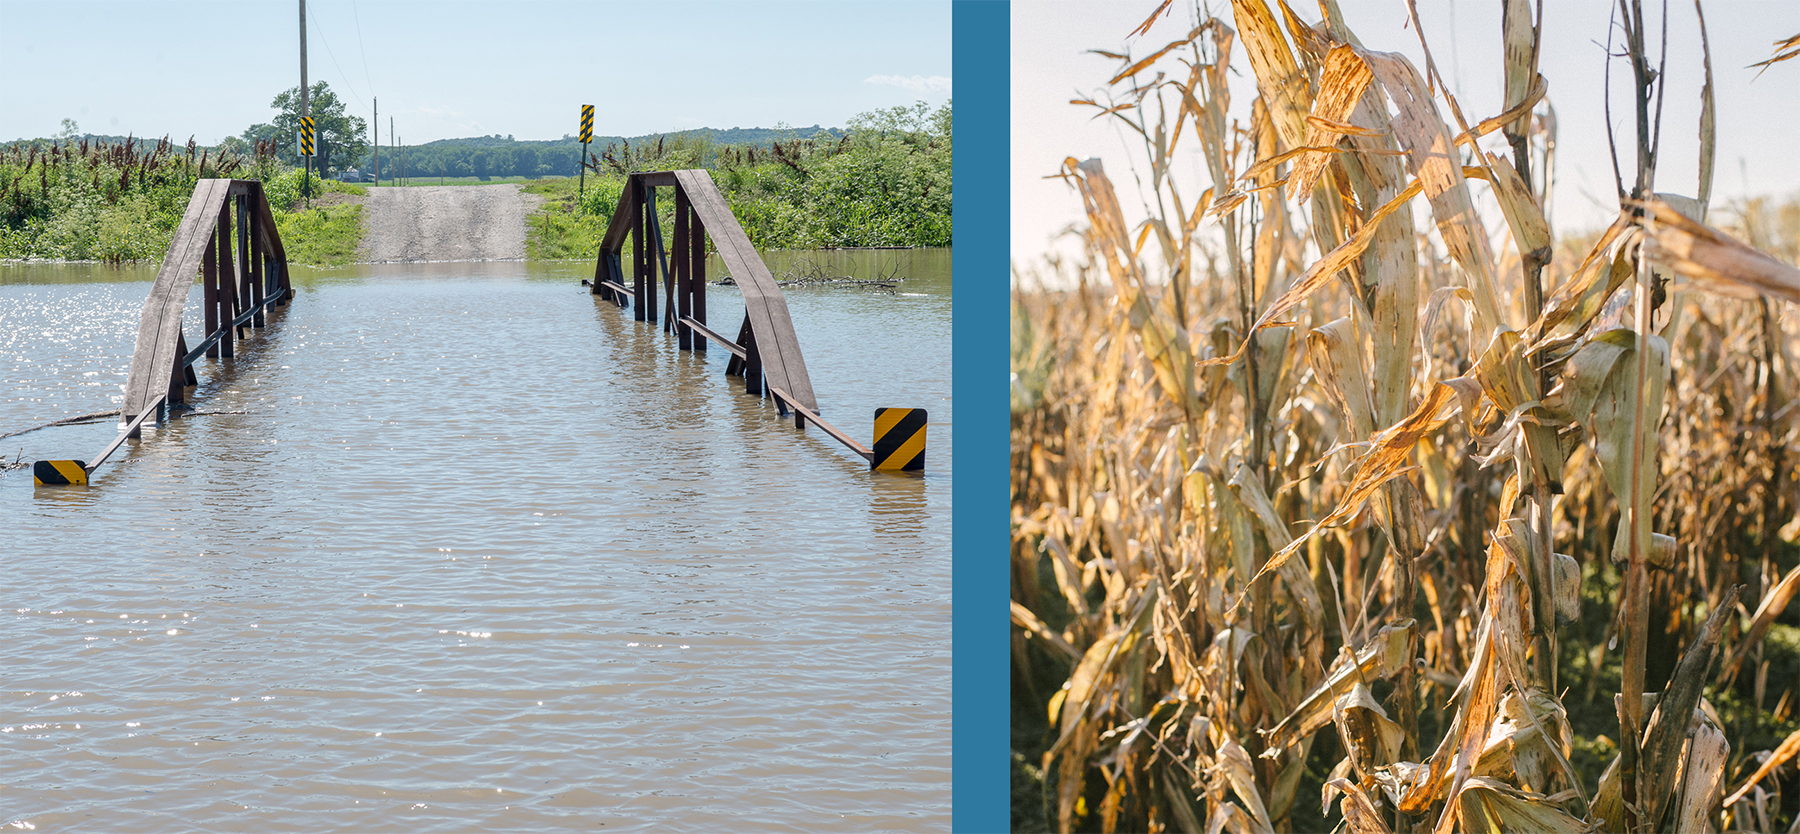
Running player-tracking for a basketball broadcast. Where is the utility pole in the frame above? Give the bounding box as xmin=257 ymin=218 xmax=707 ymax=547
xmin=373 ymin=97 xmax=379 ymax=186
xmin=299 ymin=0 xmax=311 ymax=206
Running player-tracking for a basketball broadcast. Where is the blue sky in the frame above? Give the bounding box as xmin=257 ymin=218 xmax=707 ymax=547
xmin=1014 ymin=0 xmax=1800 ymax=264
xmin=0 ymin=0 xmax=952 ymax=145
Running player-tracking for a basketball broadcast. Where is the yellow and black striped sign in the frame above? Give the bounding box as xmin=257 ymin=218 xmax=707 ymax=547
xmin=580 ymin=105 xmax=594 ymax=144
xmin=871 ymin=408 xmax=927 ymax=471
xmin=33 ymin=460 xmax=88 ymax=486
xmin=300 ymin=117 xmax=315 ymax=156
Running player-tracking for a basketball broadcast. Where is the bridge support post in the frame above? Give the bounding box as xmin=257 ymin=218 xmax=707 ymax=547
xmin=640 ymin=181 xmax=655 ymax=322
xmin=689 ymin=197 xmax=706 ymax=353
xmin=643 ymin=188 xmax=659 ymax=325
xmin=203 ymin=230 xmax=220 ymax=359
xmin=674 ymin=189 xmax=692 ymax=350
xmin=242 ymin=196 xmax=265 ymax=328
xmin=217 ymin=202 xmax=237 ymax=359
xmin=168 ymin=333 xmax=188 ymax=407
xmin=741 ymin=317 xmax=763 ymax=396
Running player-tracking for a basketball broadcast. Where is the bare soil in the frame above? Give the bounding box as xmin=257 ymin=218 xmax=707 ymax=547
xmin=356 ymin=184 xmax=545 ymax=263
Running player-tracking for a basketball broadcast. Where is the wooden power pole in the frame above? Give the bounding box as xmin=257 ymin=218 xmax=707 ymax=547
xmin=299 ymin=0 xmax=311 ymax=205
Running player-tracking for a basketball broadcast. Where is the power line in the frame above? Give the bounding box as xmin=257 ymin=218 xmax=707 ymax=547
xmin=351 ymin=0 xmax=375 ymax=101
xmin=308 ymin=3 xmax=367 ymax=112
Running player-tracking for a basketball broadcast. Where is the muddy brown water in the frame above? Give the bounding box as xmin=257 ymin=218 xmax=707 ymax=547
xmin=0 ymin=250 xmax=950 ymax=832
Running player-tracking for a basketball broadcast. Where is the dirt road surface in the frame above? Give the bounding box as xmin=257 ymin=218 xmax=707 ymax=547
xmin=357 ymin=184 xmax=544 ymax=263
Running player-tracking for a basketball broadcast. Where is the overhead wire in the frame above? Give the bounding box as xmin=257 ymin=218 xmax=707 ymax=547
xmin=351 ymin=0 xmax=376 ymax=101
xmin=308 ymin=4 xmax=368 ymax=113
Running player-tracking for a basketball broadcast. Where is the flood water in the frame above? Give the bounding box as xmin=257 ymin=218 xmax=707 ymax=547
xmin=0 ymin=249 xmax=951 ymax=832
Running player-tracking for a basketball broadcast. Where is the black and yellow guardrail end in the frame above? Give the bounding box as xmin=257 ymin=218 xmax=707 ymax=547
xmin=871 ymin=408 xmax=927 ymax=472
xmin=33 ymin=460 xmax=89 ymax=486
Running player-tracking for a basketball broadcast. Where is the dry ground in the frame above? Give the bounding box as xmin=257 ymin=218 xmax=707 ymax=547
xmin=356 ymin=184 xmax=545 ymax=263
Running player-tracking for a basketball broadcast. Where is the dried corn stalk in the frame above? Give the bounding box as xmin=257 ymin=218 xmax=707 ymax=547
xmin=1013 ymin=2 xmax=1800 ymax=831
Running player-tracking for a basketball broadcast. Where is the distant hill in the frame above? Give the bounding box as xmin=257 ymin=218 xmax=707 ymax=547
xmin=1 ymin=125 xmax=846 ymax=180
xmin=419 ymin=124 xmax=842 ymax=150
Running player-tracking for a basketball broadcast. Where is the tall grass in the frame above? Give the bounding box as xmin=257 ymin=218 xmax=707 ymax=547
xmin=1011 ymin=3 xmax=1800 ymax=832
xmin=0 ymin=135 xmax=318 ymax=262
xmin=532 ymin=104 xmax=952 ymax=255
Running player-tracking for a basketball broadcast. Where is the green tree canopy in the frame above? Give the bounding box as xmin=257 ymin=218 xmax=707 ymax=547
xmin=242 ymin=82 xmax=368 ymax=177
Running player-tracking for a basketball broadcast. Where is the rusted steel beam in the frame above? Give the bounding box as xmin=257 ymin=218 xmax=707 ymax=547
xmin=202 ymin=224 xmax=219 ymax=359
xmin=168 ymin=332 xmax=189 ymax=405
xmin=645 ymin=189 xmax=673 ymax=333
xmin=690 ymin=200 xmax=707 ymax=353
xmin=674 ymin=189 xmax=692 ymax=349
xmin=742 ymin=320 xmax=763 ymax=396
xmin=599 ymin=173 xmax=642 ymax=251
xmin=247 ymin=181 xmax=290 ymax=307
xmin=636 ymin=170 xmax=679 ymax=187
xmin=122 ymin=180 xmax=288 ymax=435
xmin=123 ymin=179 xmax=228 ymax=424
xmin=770 ymin=386 xmax=874 ymax=460
xmin=102 ymin=393 xmax=165 ymax=455
xmin=726 ymin=313 xmax=752 ymax=377
xmin=680 ymin=316 xmax=746 ymax=359
xmin=216 ymin=201 xmax=237 ymax=359
xmin=243 ymin=196 xmax=265 ymax=328
xmin=640 ymin=181 xmax=655 ymax=322
xmin=673 ymin=170 xmax=817 ymax=412
xmin=598 ymin=279 xmax=632 ymax=299
xmin=643 ymin=187 xmax=659 ymax=324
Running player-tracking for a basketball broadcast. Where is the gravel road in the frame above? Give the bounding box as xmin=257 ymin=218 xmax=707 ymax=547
xmin=356 ymin=184 xmax=544 ymax=263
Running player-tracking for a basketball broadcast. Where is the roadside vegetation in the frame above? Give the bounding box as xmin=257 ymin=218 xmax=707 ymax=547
xmin=0 ymin=123 xmax=366 ymax=265
xmin=3 ymin=95 xmax=948 ymax=265
xmin=1012 ymin=4 xmax=1800 ymax=834
xmin=527 ymin=100 xmax=951 ymax=257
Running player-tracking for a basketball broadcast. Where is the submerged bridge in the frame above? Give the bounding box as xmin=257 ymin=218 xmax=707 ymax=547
xmin=33 ymin=171 xmax=925 ymax=486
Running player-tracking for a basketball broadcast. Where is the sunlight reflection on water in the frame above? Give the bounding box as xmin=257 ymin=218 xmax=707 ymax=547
xmin=0 ymin=252 xmax=950 ymax=832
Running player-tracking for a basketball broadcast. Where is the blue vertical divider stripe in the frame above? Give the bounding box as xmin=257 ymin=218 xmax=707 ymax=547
xmin=952 ymin=1 xmax=1007 ymax=831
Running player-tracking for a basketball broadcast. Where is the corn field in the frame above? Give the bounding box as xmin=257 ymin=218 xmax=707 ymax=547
xmin=1009 ymin=3 xmax=1800 ymax=832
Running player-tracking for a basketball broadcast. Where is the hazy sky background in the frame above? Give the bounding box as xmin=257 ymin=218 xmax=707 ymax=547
xmin=1014 ymin=0 xmax=1800 ymax=271
xmin=0 ymin=1 xmax=951 ymax=145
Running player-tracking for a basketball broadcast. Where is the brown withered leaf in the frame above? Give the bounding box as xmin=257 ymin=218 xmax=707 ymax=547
xmin=1644 ymin=196 xmax=1800 ymax=305
xmin=1329 ymin=778 xmax=1395 ymax=834
xmin=1482 ymin=152 xmax=1551 ymax=268
xmin=1110 ymin=27 xmax=1208 ymax=86
xmin=1724 ymin=725 xmax=1800 ymax=807
xmin=1067 ymin=159 xmax=1203 ymax=415
xmin=1334 ymin=683 xmax=1405 ymax=780
xmin=1501 ymin=0 xmax=1539 ymax=141
xmin=1305 ymin=115 xmax=1388 ymax=137
xmin=1254 ymin=382 xmax=1455 ymax=580
xmin=1453 ymin=777 xmax=1588 ymax=834
xmin=1523 ymin=213 xmax=1633 ymax=352
xmin=1571 ymin=329 xmax=1669 ymax=564
xmin=1670 ymin=712 xmax=1730 ymax=834
xmin=1200 ymin=177 xmax=1423 ymax=371
xmin=1219 ymin=735 xmax=1276 ymax=832
xmin=1697 ymin=3 xmax=1717 ymax=212
xmin=1306 ymin=316 xmax=1377 ymax=442
xmin=1721 ymin=564 xmax=1800 ymax=683
xmin=1749 ymin=32 xmax=1800 ymax=74
xmin=1357 ymin=47 xmax=1506 ymax=334
xmin=1127 ymin=0 xmax=1173 ymax=39
xmin=1451 ymin=73 xmax=1547 ymax=152
xmin=1228 ymin=464 xmax=1325 ymax=631
xmin=1012 ymin=600 xmax=1083 ymax=661
xmin=1262 ymin=619 xmax=1414 ymax=753
xmin=1229 ymin=0 xmax=1311 ymax=150
xmin=1640 ymin=584 xmax=1741 ymax=830
xmin=1288 ymin=45 xmax=1375 ymax=197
